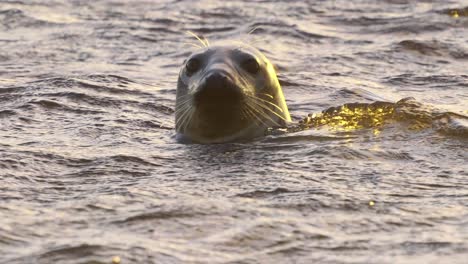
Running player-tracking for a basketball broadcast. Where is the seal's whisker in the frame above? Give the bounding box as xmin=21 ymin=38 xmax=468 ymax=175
xmin=175 ymin=103 xmax=190 ymax=111
xmin=240 ymin=108 xmax=253 ymax=123
xmin=183 ymin=42 xmax=203 ymax=49
xmin=203 ymin=36 xmax=210 ymax=47
xmin=251 ymin=105 xmax=280 ymax=127
xmin=244 ymin=104 xmax=267 ymax=127
xmin=176 ymin=93 xmax=198 ymax=104
xmin=245 ymin=94 xmax=284 ymax=113
xmin=175 ymin=98 xmax=191 ymax=106
xmin=175 ymin=97 xmax=193 ymax=108
xmin=186 ymin=31 xmax=208 ymax=48
xmin=175 ymin=102 xmax=193 ymax=123
xmin=177 ymin=107 xmax=194 ymax=131
xmin=247 ymin=98 xmax=288 ymax=124
xmin=175 ymin=110 xmax=188 ymax=127
xmin=176 ymin=93 xmax=194 ymax=101
xmin=246 ymin=37 xmax=268 ymax=47
xmin=176 ymin=95 xmax=194 ymax=107
xmin=237 ymin=27 xmax=265 ymax=48
xmin=175 ymin=104 xmax=191 ymax=116
xmin=235 ymin=27 xmax=260 ymax=49
xmin=246 ymin=99 xmax=281 ymax=127
xmin=253 ymin=100 xmax=288 ymax=122
xmin=242 ymin=106 xmax=260 ymax=126
xmin=179 ymin=112 xmax=190 ymax=131
xmin=183 ymin=109 xmax=195 ymax=132
xmin=246 ymin=95 xmax=286 ymax=120
xmin=258 ymin=93 xmax=274 ymax=99
xmin=178 ymin=105 xmax=193 ymax=121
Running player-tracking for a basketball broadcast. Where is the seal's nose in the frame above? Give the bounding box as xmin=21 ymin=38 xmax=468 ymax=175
xmin=204 ymin=72 xmax=229 ymax=90
xmin=194 ymin=72 xmax=242 ymax=107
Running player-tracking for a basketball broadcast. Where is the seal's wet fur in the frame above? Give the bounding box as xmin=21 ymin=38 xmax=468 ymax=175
xmin=176 ymin=45 xmax=290 ymax=143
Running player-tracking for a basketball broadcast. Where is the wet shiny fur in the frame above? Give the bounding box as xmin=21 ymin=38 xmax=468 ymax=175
xmin=175 ymin=45 xmax=291 ymax=143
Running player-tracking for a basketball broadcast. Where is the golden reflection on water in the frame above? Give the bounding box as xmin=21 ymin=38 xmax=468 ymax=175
xmin=292 ymin=97 xmax=453 ymax=134
xmin=450 ymin=8 xmax=468 ymax=18
xmin=112 ymin=256 xmax=121 ymax=264
xmin=300 ymin=103 xmax=395 ymax=132
xmin=451 ymin=10 xmax=460 ymax=18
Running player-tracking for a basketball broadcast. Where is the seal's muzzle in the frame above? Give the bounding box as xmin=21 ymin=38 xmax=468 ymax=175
xmin=194 ymin=71 xmax=243 ymax=108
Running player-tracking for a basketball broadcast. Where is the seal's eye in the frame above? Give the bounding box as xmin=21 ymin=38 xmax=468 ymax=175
xmin=241 ymin=58 xmax=260 ymax=74
xmin=186 ymin=58 xmax=200 ymax=75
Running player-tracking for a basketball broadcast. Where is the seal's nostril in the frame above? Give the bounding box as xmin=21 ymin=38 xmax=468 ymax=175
xmin=194 ymin=72 xmax=242 ymax=106
xmin=204 ymin=72 xmax=228 ymax=90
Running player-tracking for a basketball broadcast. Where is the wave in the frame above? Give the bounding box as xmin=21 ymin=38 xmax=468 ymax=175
xmin=289 ymin=97 xmax=468 ymax=138
xmin=0 ymin=7 xmax=76 ymax=31
xmin=396 ymin=40 xmax=468 ymax=59
xmin=0 ymin=75 xmax=175 ymax=117
xmin=330 ymin=5 xmax=467 ymax=34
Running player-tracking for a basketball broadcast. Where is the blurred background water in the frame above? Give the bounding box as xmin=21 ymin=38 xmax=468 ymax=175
xmin=0 ymin=0 xmax=467 ymax=263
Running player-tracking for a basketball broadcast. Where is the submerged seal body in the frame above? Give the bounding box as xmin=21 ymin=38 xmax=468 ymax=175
xmin=175 ymin=44 xmax=291 ymax=143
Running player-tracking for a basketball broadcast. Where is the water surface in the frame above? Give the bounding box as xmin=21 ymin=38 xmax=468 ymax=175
xmin=1 ymin=0 xmax=467 ymax=263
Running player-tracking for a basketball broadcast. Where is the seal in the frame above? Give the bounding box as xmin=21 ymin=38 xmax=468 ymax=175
xmin=175 ymin=44 xmax=291 ymax=143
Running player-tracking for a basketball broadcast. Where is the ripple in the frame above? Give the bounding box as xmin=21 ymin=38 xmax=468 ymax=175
xmin=236 ymin=187 xmax=291 ymax=198
xmin=251 ymin=20 xmax=330 ymax=39
xmin=1 ymin=76 xmax=174 ymax=119
xmin=332 ymin=13 xmax=454 ymax=34
xmin=0 ymin=8 xmax=67 ymax=30
xmin=107 ymin=155 xmax=161 ymax=167
xmin=30 ymin=75 xmax=155 ymax=96
xmin=28 ymin=99 xmax=104 ymax=114
xmin=1 ymin=0 xmax=467 ymax=263
xmin=0 ymin=226 xmax=26 ymax=247
xmin=396 ymin=40 xmax=468 ymax=59
xmin=114 ymin=209 xmax=195 ymax=224
xmin=434 ymin=113 xmax=468 ymax=138
xmin=35 ymin=244 xmax=111 ymax=264
xmin=0 ymin=109 xmax=16 ymax=118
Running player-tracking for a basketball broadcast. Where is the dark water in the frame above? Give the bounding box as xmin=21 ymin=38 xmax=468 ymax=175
xmin=1 ymin=0 xmax=467 ymax=263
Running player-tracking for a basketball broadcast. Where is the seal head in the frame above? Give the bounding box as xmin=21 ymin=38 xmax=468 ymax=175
xmin=175 ymin=44 xmax=290 ymax=143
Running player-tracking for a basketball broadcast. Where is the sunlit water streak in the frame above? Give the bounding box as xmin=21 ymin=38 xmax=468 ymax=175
xmin=0 ymin=1 xmax=467 ymax=263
